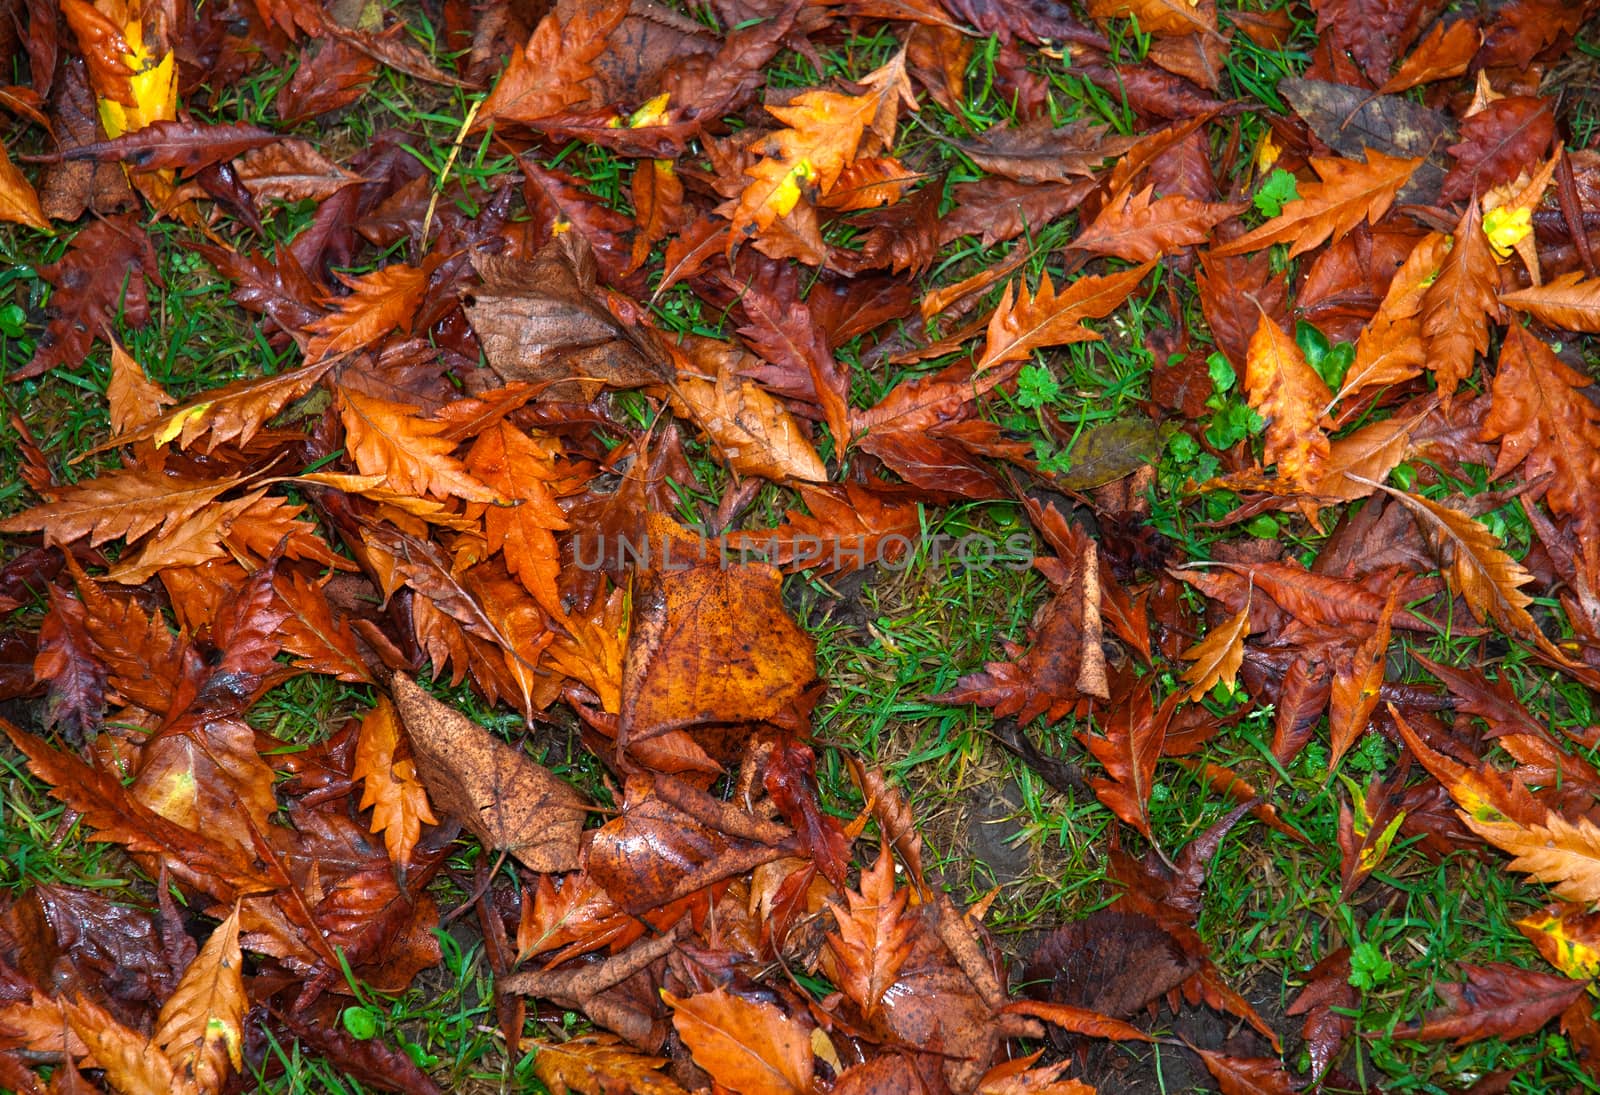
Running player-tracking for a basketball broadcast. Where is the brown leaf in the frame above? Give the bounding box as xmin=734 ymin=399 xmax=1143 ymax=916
xmin=664 ymin=987 xmax=813 ymax=1095
xmin=15 ymin=216 xmax=159 ymax=380
xmin=723 ymin=482 xmax=923 ymax=575
xmin=465 ymin=236 xmax=668 ymax=395
xmin=1442 ymin=98 xmax=1556 ymax=206
xmin=620 ymin=515 xmax=816 ymax=740
xmin=391 ymin=672 xmax=586 ymax=872
xmin=957 ymin=117 xmax=1135 ymax=183
xmin=1211 ymin=150 xmax=1421 ymax=258
xmin=0 ymin=468 xmax=245 ymax=548
xmin=1327 ymin=586 xmax=1396 ymax=769
xmin=1394 ymin=962 xmax=1586 ymax=1044
xmin=1185 ymin=1044 xmax=1295 ymax=1095
xmin=1001 ymin=1000 xmax=1155 ymax=1042
xmin=62 ymin=995 xmax=180 ymax=1095
xmin=1482 ymin=325 xmax=1600 ymax=585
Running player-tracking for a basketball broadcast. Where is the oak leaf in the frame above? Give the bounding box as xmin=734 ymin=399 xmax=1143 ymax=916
xmin=728 ymin=49 xmax=915 ymax=244
xmin=1211 ymin=150 xmax=1421 ymax=258
xmin=354 ymin=697 xmax=437 ymax=866
xmin=1070 ymin=186 xmax=1240 ymax=263
xmin=338 ymin=386 xmax=500 ymax=502
xmin=307 ymin=262 xmax=430 ymax=359
xmin=823 ymin=844 xmax=915 ymax=1021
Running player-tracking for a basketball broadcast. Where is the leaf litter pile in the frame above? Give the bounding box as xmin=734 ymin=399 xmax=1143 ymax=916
xmin=6 ymin=0 xmax=1600 ymax=1091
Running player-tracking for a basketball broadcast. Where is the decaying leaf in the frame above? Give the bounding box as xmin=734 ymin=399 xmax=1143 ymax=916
xmin=391 ymin=673 xmax=586 ymax=872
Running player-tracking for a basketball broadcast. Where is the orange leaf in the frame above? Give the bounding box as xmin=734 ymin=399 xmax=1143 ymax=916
xmin=1500 ymin=269 xmax=1600 ymax=331
xmin=0 ymin=141 xmax=48 ymax=230
xmin=1336 ymin=232 xmax=1448 ymax=404
xmin=1327 ymin=586 xmax=1396 ymax=770
xmin=1085 ymin=0 xmax=1215 ymax=35
xmin=529 ymin=1033 xmax=688 ymax=1095
xmin=0 ymin=468 xmax=246 ymax=548
xmin=1420 ymin=201 xmax=1499 ymax=404
xmin=354 ymin=697 xmax=438 ymax=865
xmin=477 ymin=1 xmax=626 ymax=126
xmin=664 ymin=987 xmax=814 ymax=1095
xmin=1070 ymin=185 xmax=1241 ymax=263
xmin=670 ymin=358 xmax=828 ymax=483
xmin=1002 ymin=1000 xmax=1156 ymax=1042
xmin=1378 ymin=18 xmax=1481 ymax=94
xmin=338 ymin=386 xmax=501 ymax=502
xmin=1243 ymin=311 xmax=1331 ymax=488
xmin=1179 ymin=602 xmax=1250 ymax=701
xmin=1211 ymin=150 xmax=1420 ymax=258
xmin=977 ymin=262 xmax=1153 ymax=372
xmin=727 ymin=49 xmax=914 ymax=243
xmin=307 ymin=262 xmax=430 ymax=359
xmin=107 ymin=339 xmax=175 ymax=436
xmin=823 ymin=844 xmax=915 ymax=1020
xmin=63 ymin=995 xmax=181 ymax=1095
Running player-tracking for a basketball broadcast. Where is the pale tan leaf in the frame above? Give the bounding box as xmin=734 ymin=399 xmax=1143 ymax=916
xmin=153 ymin=908 xmax=246 ymax=1095
xmin=1179 ymin=602 xmax=1250 ymax=700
